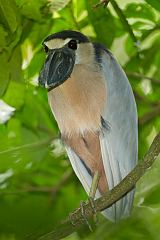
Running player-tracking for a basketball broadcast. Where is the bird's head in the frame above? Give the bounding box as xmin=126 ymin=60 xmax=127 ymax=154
xmin=38 ymin=30 xmax=94 ymax=90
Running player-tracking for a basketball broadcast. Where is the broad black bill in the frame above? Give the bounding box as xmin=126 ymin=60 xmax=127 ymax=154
xmin=38 ymin=47 xmax=75 ymax=90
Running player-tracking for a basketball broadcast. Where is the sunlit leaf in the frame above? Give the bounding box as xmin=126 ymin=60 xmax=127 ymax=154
xmin=124 ymin=3 xmax=156 ymax=22
xmin=48 ymin=0 xmax=70 ymax=12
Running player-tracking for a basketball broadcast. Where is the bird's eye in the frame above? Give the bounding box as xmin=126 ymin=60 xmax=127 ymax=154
xmin=68 ymin=40 xmax=77 ymax=50
xmin=44 ymin=45 xmax=49 ymax=53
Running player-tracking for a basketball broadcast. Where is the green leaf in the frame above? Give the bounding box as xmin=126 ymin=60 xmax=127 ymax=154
xmin=0 ymin=25 xmax=8 ymax=51
xmin=49 ymin=0 xmax=70 ymax=12
xmin=124 ymin=3 xmax=156 ymax=22
xmin=143 ymin=186 xmax=160 ymax=206
xmin=141 ymin=40 xmax=160 ymax=73
xmin=25 ymin=51 xmax=45 ymax=79
xmin=0 ymin=52 xmax=10 ymax=97
xmin=145 ymin=0 xmax=160 ymax=12
xmin=125 ymin=35 xmax=137 ymax=57
xmin=26 ymin=22 xmax=53 ymax=48
xmin=9 ymin=46 xmax=23 ymax=82
xmin=86 ymin=0 xmax=116 ymax=47
xmin=72 ymin=0 xmax=86 ymax=22
xmin=15 ymin=0 xmax=46 ymax=21
xmin=0 ymin=0 xmax=19 ymax=33
xmin=3 ymin=81 xmax=25 ymax=109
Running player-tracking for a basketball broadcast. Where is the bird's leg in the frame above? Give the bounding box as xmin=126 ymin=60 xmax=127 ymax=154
xmin=89 ymin=171 xmax=100 ymax=198
xmin=76 ymin=171 xmax=100 ymax=231
xmin=88 ymin=171 xmax=100 ymax=225
xmin=69 ymin=171 xmax=101 ymax=228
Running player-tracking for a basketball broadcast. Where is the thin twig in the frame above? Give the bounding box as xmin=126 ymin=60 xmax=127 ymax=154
xmin=26 ymin=133 xmax=160 ymax=240
xmin=139 ymin=105 xmax=160 ymax=125
xmin=133 ymin=90 xmax=159 ymax=107
xmin=0 ymin=137 xmax=54 ymax=155
xmin=127 ymin=72 xmax=160 ymax=85
xmin=94 ymin=0 xmax=138 ymax=47
xmin=94 ymin=0 xmax=110 ymax=8
xmin=110 ymin=0 xmax=137 ymax=43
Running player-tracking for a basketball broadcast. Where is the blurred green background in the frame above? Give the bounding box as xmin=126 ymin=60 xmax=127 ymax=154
xmin=0 ymin=0 xmax=160 ymax=239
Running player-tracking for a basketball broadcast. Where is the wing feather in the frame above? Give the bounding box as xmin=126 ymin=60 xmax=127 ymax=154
xmin=65 ymin=146 xmax=93 ymax=195
xmin=99 ymin=49 xmax=138 ymax=220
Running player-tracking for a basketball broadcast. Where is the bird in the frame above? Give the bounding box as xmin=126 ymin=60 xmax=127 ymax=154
xmin=38 ymin=30 xmax=138 ymax=222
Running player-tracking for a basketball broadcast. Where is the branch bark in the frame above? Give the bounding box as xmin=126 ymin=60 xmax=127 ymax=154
xmin=27 ymin=133 xmax=160 ymax=240
xmin=94 ymin=0 xmax=110 ymax=8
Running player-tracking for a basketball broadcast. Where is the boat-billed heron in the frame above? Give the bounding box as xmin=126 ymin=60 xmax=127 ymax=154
xmin=39 ymin=30 xmax=138 ymax=222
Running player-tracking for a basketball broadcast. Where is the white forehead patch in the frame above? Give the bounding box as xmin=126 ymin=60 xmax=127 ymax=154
xmin=44 ymin=38 xmax=72 ymax=49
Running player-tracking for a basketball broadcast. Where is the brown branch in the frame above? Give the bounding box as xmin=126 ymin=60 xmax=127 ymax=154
xmin=94 ymin=0 xmax=110 ymax=8
xmin=133 ymin=90 xmax=156 ymax=107
xmin=26 ymin=133 xmax=160 ymax=240
xmin=139 ymin=105 xmax=160 ymax=125
xmin=127 ymin=72 xmax=160 ymax=85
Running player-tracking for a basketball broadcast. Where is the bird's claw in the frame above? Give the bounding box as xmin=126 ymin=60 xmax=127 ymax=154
xmin=69 ymin=213 xmax=76 ymax=227
xmin=69 ymin=198 xmax=98 ymax=229
xmin=80 ymin=201 xmax=93 ymax=231
xmin=88 ymin=197 xmax=99 ymax=225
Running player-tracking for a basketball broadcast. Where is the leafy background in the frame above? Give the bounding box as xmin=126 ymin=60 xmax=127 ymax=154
xmin=0 ymin=0 xmax=160 ymax=239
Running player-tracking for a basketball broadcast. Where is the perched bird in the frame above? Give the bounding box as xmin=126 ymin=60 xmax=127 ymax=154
xmin=39 ymin=30 xmax=138 ymax=222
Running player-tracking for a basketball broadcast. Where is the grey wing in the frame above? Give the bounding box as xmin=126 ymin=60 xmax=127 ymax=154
xmin=99 ymin=49 xmax=138 ymax=221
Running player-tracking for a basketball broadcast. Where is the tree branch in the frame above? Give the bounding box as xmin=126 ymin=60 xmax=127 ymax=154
xmin=27 ymin=133 xmax=160 ymax=240
xmin=94 ymin=0 xmax=137 ymax=43
xmin=139 ymin=105 xmax=160 ymax=125
xmin=94 ymin=0 xmax=110 ymax=8
xmin=127 ymin=72 xmax=160 ymax=85
xmin=133 ymin=90 xmax=158 ymax=107
xmin=110 ymin=0 xmax=137 ymax=43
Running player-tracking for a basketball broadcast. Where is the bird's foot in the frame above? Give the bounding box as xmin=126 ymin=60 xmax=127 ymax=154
xmin=88 ymin=197 xmax=99 ymax=225
xmin=69 ymin=198 xmax=98 ymax=229
xmin=80 ymin=200 xmax=93 ymax=231
xmin=69 ymin=212 xmax=76 ymax=227
xmin=70 ymin=171 xmax=100 ymax=229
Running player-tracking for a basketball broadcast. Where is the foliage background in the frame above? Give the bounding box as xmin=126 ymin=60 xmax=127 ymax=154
xmin=0 ymin=0 xmax=160 ymax=239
